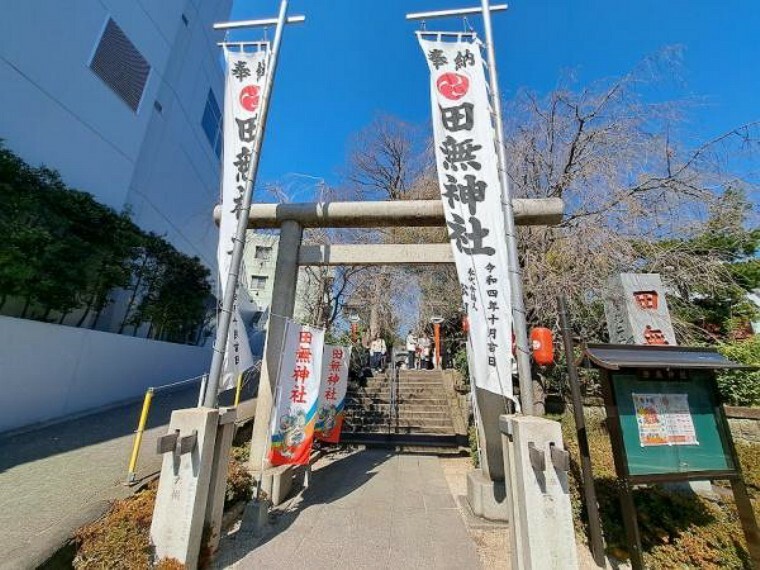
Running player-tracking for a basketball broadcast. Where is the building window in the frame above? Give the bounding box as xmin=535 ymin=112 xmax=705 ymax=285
xmin=251 ymin=275 xmax=268 ymax=291
xmin=90 ymin=18 xmax=151 ymax=112
xmin=201 ymin=89 xmax=222 ymax=158
xmin=254 ymin=246 xmax=272 ymax=261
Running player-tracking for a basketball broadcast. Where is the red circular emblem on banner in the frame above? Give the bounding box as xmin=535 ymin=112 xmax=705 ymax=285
xmin=436 ymin=73 xmax=469 ymax=100
xmin=239 ymin=85 xmax=260 ymax=112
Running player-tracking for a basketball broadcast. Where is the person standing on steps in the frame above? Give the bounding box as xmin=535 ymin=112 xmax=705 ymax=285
xmin=370 ymin=333 xmax=386 ymax=373
xmin=406 ymin=330 xmax=417 ymax=370
xmin=419 ymin=333 xmax=432 ymax=370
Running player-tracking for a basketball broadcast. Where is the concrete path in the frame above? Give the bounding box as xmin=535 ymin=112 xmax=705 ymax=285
xmin=0 ymin=386 xmax=200 ymax=569
xmin=215 ymin=449 xmax=483 ymax=569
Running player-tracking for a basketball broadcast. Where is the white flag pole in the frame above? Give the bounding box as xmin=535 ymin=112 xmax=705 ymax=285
xmin=204 ymin=1 xmax=301 ymax=407
xmin=479 ymin=0 xmax=534 ymax=415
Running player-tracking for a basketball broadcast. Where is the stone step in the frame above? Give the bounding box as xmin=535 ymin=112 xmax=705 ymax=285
xmin=344 ymin=414 xmax=454 ymax=425
xmin=360 ymin=382 xmax=445 ymax=392
xmin=344 ymin=414 xmax=454 ymax=424
xmin=352 ymin=388 xmax=446 ymax=397
xmin=343 ymin=424 xmax=456 ymax=435
xmin=339 ymin=432 xmax=462 ymax=449
xmin=346 ymin=398 xmax=449 ymax=409
xmin=347 ymin=422 xmax=455 ymax=432
xmin=345 ymin=407 xmax=451 ymax=416
xmin=346 ymin=397 xmax=449 ymax=404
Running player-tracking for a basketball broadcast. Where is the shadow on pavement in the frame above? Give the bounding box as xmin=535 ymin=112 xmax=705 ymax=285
xmin=214 ymin=448 xmax=394 ymax=568
xmin=0 ymin=372 xmax=261 ymax=474
xmin=0 ymin=385 xmax=200 ymax=473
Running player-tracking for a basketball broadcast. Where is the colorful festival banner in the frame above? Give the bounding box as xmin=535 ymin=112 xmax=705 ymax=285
xmin=218 ymin=48 xmax=270 ymax=390
xmin=419 ymin=37 xmax=514 ymax=399
xmin=316 ymin=345 xmax=351 ymax=444
xmin=269 ymin=321 xmax=325 ymax=466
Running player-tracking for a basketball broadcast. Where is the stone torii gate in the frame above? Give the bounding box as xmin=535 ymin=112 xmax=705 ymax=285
xmin=220 ymin=196 xmax=563 ymax=510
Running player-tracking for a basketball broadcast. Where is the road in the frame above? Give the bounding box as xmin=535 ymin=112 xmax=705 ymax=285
xmin=0 ymin=385 xmax=199 ymax=569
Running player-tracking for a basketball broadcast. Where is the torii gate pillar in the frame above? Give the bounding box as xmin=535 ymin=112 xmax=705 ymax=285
xmin=250 ymin=220 xmax=302 ymax=473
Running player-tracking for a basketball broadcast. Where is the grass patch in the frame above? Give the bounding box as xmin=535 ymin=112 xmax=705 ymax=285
xmin=72 ymin=442 xmax=253 ymax=569
xmin=561 ymin=412 xmax=760 ymax=569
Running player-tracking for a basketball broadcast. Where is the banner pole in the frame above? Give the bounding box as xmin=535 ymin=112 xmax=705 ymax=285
xmin=479 ymin=0 xmax=534 ymax=415
xmin=204 ymin=0 xmax=291 ymax=407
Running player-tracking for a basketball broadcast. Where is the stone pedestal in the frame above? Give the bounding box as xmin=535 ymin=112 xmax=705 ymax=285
xmin=466 ymin=468 xmax=508 ymax=521
xmin=204 ymin=408 xmax=237 ymax=555
xmin=150 ymin=407 xmax=219 ymax=570
xmin=501 ymin=414 xmax=578 ymax=570
xmin=466 ymin=384 xmax=510 ymax=521
xmin=259 ymin=464 xmax=296 ymax=506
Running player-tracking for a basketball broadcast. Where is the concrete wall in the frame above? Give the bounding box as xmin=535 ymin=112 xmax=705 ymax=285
xmin=0 ymin=316 xmax=212 ymax=433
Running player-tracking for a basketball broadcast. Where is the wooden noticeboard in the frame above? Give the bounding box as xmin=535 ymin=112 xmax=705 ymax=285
xmin=595 ymin=363 xmax=760 ymax=569
xmin=609 ymin=370 xmax=735 ymax=480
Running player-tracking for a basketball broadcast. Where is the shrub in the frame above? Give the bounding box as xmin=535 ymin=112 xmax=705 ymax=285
xmin=73 ymin=485 xmax=157 ymax=569
xmin=716 ymin=336 xmax=760 ymax=406
xmin=468 ymin=424 xmax=479 ymax=468
xmin=562 ymin=412 xmax=757 ymax=568
xmin=74 ymin=443 xmax=253 ymax=568
xmin=452 ymin=347 xmax=470 ymax=387
xmin=226 ymin=444 xmax=253 ymax=508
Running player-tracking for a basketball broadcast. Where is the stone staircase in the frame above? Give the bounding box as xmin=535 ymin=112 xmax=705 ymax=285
xmin=342 ymin=369 xmax=463 ymax=449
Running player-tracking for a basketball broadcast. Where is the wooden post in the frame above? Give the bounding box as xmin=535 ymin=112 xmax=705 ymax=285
xmin=730 ymin=478 xmax=760 ymax=566
xmin=557 ymin=296 xmax=606 ymax=566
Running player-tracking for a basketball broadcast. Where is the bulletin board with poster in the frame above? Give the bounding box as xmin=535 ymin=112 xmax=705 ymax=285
xmin=581 ymin=344 xmax=760 ymax=569
xmin=610 ymin=370 xmax=734 ymax=479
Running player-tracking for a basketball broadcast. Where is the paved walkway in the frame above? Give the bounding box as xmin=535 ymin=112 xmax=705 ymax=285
xmin=215 ymin=449 xmax=483 ymax=569
xmin=0 ymin=386 xmax=200 ymax=569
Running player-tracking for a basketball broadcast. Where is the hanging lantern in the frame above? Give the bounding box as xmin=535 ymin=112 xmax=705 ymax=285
xmin=530 ymin=327 xmax=554 ymax=366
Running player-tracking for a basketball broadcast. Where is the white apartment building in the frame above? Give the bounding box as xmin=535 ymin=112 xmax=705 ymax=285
xmin=0 ymin=0 xmax=232 ymax=273
xmin=242 ymin=231 xmax=325 ymax=328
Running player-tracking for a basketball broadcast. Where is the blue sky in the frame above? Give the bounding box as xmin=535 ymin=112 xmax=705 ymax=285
xmin=227 ymin=0 xmax=760 ymax=199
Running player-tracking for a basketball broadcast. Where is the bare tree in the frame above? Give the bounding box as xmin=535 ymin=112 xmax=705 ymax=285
xmin=502 ymin=51 xmax=759 ymax=342
xmin=346 ymin=114 xmax=426 ymax=201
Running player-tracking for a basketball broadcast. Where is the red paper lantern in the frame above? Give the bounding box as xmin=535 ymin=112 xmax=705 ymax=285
xmin=530 ymin=327 xmax=554 ymax=366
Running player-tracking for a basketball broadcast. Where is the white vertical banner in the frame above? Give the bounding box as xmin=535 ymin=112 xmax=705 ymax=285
xmin=419 ymin=37 xmax=514 ymax=399
xmin=217 ymin=48 xmax=270 ymax=390
xmin=315 ymin=345 xmax=351 ymax=443
xmin=269 ymin=321 xmax=325 ymax=465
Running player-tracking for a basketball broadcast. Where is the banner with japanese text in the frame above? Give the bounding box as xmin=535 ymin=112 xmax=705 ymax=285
xmin=269 ymin=321 xmax=325 ymax=466
xmin=218 ymin=48 xmax=270 ymax=390
xmin=316 ymin=345 xmax=351 ymax=443
xmin=419 ymin=37 xmax=514 ymax=399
